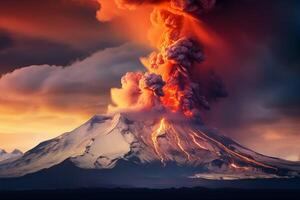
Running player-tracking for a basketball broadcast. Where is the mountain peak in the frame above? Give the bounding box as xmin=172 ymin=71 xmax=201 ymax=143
xmin=11 ymin=149 xmax=23 ymax=155
xmin=0 ymin=148 xmax=23 ymax=163
xmin=0 ymin=149 xmax=7 ymax=155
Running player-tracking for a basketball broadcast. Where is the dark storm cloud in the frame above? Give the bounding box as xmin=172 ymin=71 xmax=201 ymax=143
xmin=202 ymin=0 xmax=300 ymax=142
xmin=260 ymin=55 xmax=300 ymax=120
xmin=261 ymin=3 xmax=300 ymax=120
xmin=266 ymin=86 xmax=300 ymax=118
xmin=0 ymin=30 xmax=13 ymax=52
xmin=0 ymin=34 xmax=82 ymax=75
xmin=0 ymin=0 xmax=127 ymax=75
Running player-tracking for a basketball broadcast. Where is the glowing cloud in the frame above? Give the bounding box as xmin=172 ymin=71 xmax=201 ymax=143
xmin=98 ymin=0 xmax=227 ymax=117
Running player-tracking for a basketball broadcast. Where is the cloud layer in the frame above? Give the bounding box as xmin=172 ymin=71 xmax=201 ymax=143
xmin=0 ymin=43 xmax=150 ymax=151
xmin=0 ymin=0 xmax=127 ymax=75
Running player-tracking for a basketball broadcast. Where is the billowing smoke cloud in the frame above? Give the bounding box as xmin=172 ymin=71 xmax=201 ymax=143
xmin=139 ymin=72 xmax=165 ymax=96
xmin=98 ymin=0 xmax=227 ymax=117
xmin=164 ymin=37 xmax=204 ymax=67
xmin=110 ymin=72 xmax=165 ymax=111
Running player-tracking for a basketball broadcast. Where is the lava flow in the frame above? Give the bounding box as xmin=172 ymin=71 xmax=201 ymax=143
xmin=150 ymin=117 xmax=277 ymax=170
xmin=190 ymin=132 xmax=208 ymax=151
xmin=151 ymin=118 xmax=168 ymax=163
xmin=230 ymin=163 xmax=251 ymax=171
xmin=170 ymin=125 xmax=191 ymax=161
xmin=151 ymin=118 xmax=191 ymax=163
xmin=190 ymin=129 xmax=277 ymax=170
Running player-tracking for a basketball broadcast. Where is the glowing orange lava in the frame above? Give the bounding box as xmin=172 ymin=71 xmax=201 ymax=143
xmin=230 ymin=163 xmax=251 ymax=171
xmin=191 ymin=129 xmax=277 ymax=170
xmin=151 ymin=118 xmax=191 ymax=163
xmin=151 ymin=118 xmax=168 ymax=163
xmin=190 ymin=133 xmax=208 ymax=150
xmin=171 ymin=126 xmax=191 ymax=161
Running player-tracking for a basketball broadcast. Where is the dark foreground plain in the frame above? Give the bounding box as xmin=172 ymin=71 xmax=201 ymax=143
xmin=1 ymin=188 xmax=300 ymax=200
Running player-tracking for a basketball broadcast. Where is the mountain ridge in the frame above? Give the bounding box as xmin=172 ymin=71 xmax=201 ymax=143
xmin=0 ymin=113 xmax=299 ymax=182
xmin=0 ymin=149 xmax=23 ymax=163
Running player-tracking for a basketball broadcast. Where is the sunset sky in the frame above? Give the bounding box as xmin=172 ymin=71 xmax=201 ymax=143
xmin=0 ymin=0 xmax=299 ymax=161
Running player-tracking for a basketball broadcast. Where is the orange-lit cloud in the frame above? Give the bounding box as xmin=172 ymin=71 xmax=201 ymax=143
xmin=0 ymin=43 xmax=149 ymax=152
xmin=97 ymin=0 xmax=153 ymax=45
xmin=263 ymin=131 xmax=284 ymax=141
xmin=0 ymin=0 xmax=125 ymax=50
xmin=242 ymin=119 xmax=300 ymax=161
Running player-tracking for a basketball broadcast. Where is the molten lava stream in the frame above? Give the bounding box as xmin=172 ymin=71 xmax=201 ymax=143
xmin=189 ymin=131 xmax=220 ymax=156
xmin=151 ymin=118 xmax=192 ymax=164
xmin=170 ymin=126 xmax=191 ymax=161
xmin=230 ymin=163 xmax=251 ymax=171
xmin=151 ymin=118 xmax=167 ymax=163
xmin=190 ymin=128 xmax=277 ymax=170
xmin=189 ymin=133 xmax=208 ymax=151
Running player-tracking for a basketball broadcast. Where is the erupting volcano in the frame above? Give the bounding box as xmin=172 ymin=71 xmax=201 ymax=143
xmin=0 ymin=113 xmax=299 ymax=183
xmin=0 ymin=0 xmax=299 ymax=189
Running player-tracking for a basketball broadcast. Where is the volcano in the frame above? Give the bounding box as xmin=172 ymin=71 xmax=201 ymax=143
xmin=0 ymin=113 xmax=299 ymax=189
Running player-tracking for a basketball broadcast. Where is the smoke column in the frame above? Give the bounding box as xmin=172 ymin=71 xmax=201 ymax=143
xmin=97 ymin=0 xmax=227 ymax=118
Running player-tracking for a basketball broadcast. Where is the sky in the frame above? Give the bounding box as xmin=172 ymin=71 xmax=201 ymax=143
xmin=0 ymin=0 xmax=299 ymax=161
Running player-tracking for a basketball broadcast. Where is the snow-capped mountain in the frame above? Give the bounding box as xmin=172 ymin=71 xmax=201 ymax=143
xmin=0 ymin=149 xmax=23 ymax=163
xmin=0 ymin=113 xmax=299 ymax=181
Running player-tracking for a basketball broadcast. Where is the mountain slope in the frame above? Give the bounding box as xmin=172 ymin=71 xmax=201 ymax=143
xmin=0 ymin=113 xmax=299 ymax=180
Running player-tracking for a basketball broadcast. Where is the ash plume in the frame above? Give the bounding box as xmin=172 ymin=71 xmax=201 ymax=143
xmin=170 ymin=0 xmax=216 ymax=15
xmin=139 ymin=72 xmax=165 ymax=97
xmin=164 ymin=37 xmax=204 ymax=67
xmin=98 ymin=0 xmax=227 ymax=117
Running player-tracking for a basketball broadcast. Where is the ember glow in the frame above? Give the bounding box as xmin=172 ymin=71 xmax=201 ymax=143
xmin=98 ymin=0 xmax=227 ymax=116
